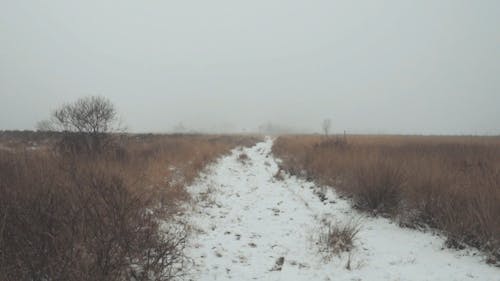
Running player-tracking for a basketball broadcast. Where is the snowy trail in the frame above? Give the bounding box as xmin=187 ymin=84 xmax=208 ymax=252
xmin=183 ymin=139 xmax=499 ymax=281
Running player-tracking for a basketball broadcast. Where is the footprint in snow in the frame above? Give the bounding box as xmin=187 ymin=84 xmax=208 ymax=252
xmin=269 ymin=207 xmax=281 ymax=216
xmin=250 ymin=233 xmax=262 ymax=239
xmin=238 ymin=255 xmax=248 ymax=264
xmin=289 ymin=260 xmax=310 ymax=269
xmin=270 ymin=257 xmax=285 ymax=271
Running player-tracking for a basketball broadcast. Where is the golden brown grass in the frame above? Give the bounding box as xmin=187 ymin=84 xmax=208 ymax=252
xmin=0 ymin=131 xmax=260 ymax=280
xmin=273 ymin=134 xmax=500 ymax=263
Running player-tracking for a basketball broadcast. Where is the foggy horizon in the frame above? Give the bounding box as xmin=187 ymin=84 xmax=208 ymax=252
xmin=1 ymin=1 xmax=499 ymax=135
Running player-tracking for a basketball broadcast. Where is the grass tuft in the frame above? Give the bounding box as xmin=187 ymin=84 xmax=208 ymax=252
xmin=317 ymin=218 xmax=361 ymax=260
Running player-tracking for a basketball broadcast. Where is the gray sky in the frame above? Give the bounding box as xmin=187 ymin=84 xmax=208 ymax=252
xmin=1 ymin=0 xmax=499 ymax=134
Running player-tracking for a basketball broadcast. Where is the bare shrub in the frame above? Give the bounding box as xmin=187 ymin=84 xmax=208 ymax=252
xmin=38 ymin=96 xmax=122 ymax=153
xmin=0 ymin=151 xmax=187 ymax=281
xmin=47 ymin=96 xmax=119 ymax=134
xmin=317 ymin=218 xmax=361 ymax=260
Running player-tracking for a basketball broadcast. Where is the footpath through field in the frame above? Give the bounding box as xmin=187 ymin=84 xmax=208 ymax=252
xmin=183 ymin=138 xmax=499 ymax=281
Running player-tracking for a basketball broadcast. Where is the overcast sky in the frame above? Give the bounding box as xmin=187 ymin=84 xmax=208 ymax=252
xmin=1 ymin=0 xmax=499 ymax=134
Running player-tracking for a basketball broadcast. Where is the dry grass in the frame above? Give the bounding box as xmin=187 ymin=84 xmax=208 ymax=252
xmin=273 ymin=134 xmax=500 ymax=263
xmin=317 ymin=218 xmax=361 ymax=261
xmin=237 ymin=152 xmax=250 ymax=164
xmin=0 ymin=131 xmax=260 ymax=281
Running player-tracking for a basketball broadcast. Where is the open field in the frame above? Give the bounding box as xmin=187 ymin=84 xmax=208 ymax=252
xmin=2 ymin=1 xmax=499 ymax=279
xmin=272 ymin=134 xmax=500 ymax=263
xmin=1 ymin=132 xmax=499 ymax=280
xmin=182 ymin=138 xmax=499 ymax=280
xmin=0 ymin=131 xmax=260 ymax=281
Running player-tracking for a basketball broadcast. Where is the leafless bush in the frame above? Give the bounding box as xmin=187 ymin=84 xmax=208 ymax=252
xmin=317 ymin=218 xmax=361 ymax=261
xmin=0 ymin=152 xmax=187 ymax=281
xmin=37 ymin=96 xmax=122 ymax=154
xmin=45 ymin=96 xmax=119 ymax=134
xmin=127 ymin=224 xmax=189 ymax=281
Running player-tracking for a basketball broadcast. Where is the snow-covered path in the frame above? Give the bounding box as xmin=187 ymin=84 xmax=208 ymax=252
xmin=184 ymin=139 xmax=499 ymax=281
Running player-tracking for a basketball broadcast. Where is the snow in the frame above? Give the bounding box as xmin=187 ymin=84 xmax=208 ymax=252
xmin=182 ymin=138 xmax=500 ymax=281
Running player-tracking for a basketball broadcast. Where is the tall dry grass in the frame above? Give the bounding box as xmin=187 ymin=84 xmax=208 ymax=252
xmin=273 ymin=135 xmax=500 ymax=263
xmin=0 ymin=132 xmax=259 ymax=280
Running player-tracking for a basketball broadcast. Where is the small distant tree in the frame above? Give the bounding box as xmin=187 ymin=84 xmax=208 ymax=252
xmin=322 ymin=118 xmax=332 ymax=137
xmin=38 ymin=96 xmax=122 ymax=152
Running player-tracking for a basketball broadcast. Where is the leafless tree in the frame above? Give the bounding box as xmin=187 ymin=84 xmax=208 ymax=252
xmin=322 ymin=118 xmax=332 ymax=137
xmin=49 ymin=96 xmax=119 ymax=134
xmin=38 ymin=96 xmax=122 ymax=152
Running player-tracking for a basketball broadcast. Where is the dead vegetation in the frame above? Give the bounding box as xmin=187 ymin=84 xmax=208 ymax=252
xmin=0 ymin=131 xmax=260 ymax=280
xmin=273 ymin=135 xmax=500 ymax=264
xmin=317 ymin=218 xmax=361 ymax=261
xmin=237 ymin=152 xmax=250 ymax=164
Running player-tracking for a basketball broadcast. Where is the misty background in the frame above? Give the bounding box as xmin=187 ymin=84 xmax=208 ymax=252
xmin=1 ymin=0 xmax=499 ymax=134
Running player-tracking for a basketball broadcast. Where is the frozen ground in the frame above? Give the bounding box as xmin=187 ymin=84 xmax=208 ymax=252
xmin=182 ymin=138 xmax=499 ymax=281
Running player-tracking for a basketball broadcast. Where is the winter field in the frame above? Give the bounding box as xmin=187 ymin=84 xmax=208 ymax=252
xmin=0 ymin=132 xmax=499 ymax=280
xmin=0 ymin=131 xmax=259 ymax=280
xmin=183 ymin=138 xmax=499 ymax=281
xmin=2 ymin=1 xmax=499 ymax=280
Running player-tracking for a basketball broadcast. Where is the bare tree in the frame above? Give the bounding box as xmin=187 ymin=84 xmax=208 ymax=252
xmin=39 ymin=96 xmax=122 ymax=152
xmin=49 ymin=96 xmax=119 ymax=134
xmin=322 ymin=118 xmax=332 ymax=137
